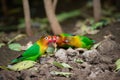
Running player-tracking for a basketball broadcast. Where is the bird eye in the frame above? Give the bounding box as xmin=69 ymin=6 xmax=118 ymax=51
xmin=44 ymin=37 xmax=48 ymax=40
xmin=64 ymin=39 xmax=69 ymax=43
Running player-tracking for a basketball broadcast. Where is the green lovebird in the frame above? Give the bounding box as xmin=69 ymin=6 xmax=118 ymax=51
xmin=67 ymin=35 xmax=95 ymax=49
xmin=11 ymin=36 xmax=53 ymax=64
xmin=52 ymin=33 xmax=95 ymax=49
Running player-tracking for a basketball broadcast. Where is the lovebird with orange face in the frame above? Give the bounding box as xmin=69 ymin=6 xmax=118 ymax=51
xmin=52 ymin=33 xmax=95 ymax=49
xmin=52 ymin=33 xmax=72 ymax=48
xmin=11 ymin=36 xmax=53 ymax=64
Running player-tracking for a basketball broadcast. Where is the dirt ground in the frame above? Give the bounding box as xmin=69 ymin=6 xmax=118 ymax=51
xmin=0 ymin=22 xmax=120 ymax=80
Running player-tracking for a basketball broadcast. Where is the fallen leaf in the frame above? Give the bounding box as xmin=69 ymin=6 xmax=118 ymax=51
xmin=8 ymin=34 xmax=26 ymax=44
xmin=0 ymin=43 xmax=5 ymax=48
xmin=115 ymin=59 xmax=120 ymax=71
xmin=61 ymin=63 xmax=73 ymax=69
xmin=53 ymin=61 xmax=72 ymax=69
xmin=74 ymin=58 xmax=84 ymax=63
xmin=7 ymin=60 xmax=36 ymax=71
xmin=53 ymin=61 xmax=63 ymax=68
xmin=50 ymin=71 xmax=72 ymax=77
xmin=91 ymin=42 xmax=102 ymax=49
xmin=8 ymin=43 xmax=22 ymax=51
xmin=0 ymin=66 xmax=9 ymax=70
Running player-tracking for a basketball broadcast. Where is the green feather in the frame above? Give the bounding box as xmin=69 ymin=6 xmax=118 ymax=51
xmin=11 ymin=43 xmax=41 ymax=64
xmin=79 ymin=36 xmax=94 ymax=49
xmin=60 ymin=33 xmax=72 ymax=37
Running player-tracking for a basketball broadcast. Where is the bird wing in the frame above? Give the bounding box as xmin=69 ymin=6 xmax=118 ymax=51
xmin=11 ymin=43 xmax=41 ymax=64
xmin=80 ymin=36 xmax=94 ymax=49
xmin=22 ymin=43 xmax=40 ymax=57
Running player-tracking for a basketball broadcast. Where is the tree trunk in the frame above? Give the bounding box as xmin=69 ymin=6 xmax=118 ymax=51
xmin=1 ymin=0 xmax=8 ymax=17
xmin=93 ymin=0 xmax=102 ymax=22
xmin=22 ymin=0 xmax=33 ymax=36
xmin=44 ymin=0 xmax=63 ymax=35
xmin=53 ymin=0 xmax=58 ymax=12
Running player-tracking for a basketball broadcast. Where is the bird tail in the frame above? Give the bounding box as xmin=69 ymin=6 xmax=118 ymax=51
xmin=10 ymin=55 xmax=23 ymax=64
xmin=10 ymin=59 xmax=19 ymax=65
xmin=92 ymin=40 xmax=96 ymax=43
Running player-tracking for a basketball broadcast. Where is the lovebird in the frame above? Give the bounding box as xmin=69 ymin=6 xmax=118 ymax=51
xmin=11 ymin=35 xmax=53 ymax=64
xmin=52 ymin=33 xmax=95 ymax=49
xmin=66 ymin=35 xmax=95 ymax=49
xmin=52 ymin=33 xmax=72 ymax=48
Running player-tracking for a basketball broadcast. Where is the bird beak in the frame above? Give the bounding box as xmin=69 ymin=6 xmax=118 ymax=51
xmin=48 ymin=38 xmax=53 ymax=43
xmin=52 ymin=36 xmax=57 ymax=43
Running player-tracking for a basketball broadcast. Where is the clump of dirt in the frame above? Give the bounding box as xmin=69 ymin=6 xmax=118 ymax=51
xmin=0 ymin=34 xmax=120 ymax=80
xmin=0 ymin=22 xmax=120 ymax=80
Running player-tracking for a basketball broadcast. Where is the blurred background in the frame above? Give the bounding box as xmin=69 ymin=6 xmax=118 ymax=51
xmin=0 ymin=0 xmax=120 ymax=36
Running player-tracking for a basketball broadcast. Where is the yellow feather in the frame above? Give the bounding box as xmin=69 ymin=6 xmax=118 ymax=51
xmin=36 ymin=40 xmax=48 ymax=55
xmin=69 ymin=36 xmax=82 ymax=48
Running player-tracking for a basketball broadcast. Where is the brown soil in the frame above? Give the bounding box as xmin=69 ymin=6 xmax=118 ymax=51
xmin=0 ymin=22 xmax=120 ymax=80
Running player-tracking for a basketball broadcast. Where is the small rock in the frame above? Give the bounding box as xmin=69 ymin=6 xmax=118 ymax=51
xmin=89 ymin=71 xmax=96 ymax=78
xmin=40 ymin=64 xmax=49 ymax=70
xmin=81 ymin=62 xmax=92 ymax=70
xmin=20 ymin=66 xmax=39 ymax=79
xmin=82 ymin=49 xmax=100 ymax=63
xmin=116 ymin=70 xmax=120 ymax=76
xmin=66 ymin=48 xmax=79 ymax=57
xmin=39 ymin=57 xmax=47 ymax=64
xmin=0 ymin=70 xmax=20 ymax=80
xmin=47 ymin=58 xmax=55 ymax=64
xmin=55 ymin=49 xmax=68 ymax=62
xmin=97 ymin=38 xmax=120 ymax=54
xmin=100 ymin=55 xmax=113 ymax=63
xmin=88 ymin=67 xmax=104 ymax=79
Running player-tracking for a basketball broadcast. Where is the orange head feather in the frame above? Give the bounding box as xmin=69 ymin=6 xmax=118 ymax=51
xmin=52 ymin=35 xmax=69 ymax=47
xmin=37 ymin=35 xmax=53 ymax=45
